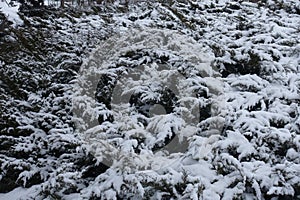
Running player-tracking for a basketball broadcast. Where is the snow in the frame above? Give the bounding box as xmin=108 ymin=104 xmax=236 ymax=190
xmin=0 ymin=186 xmax=39 ymax=200
xmin=0 ymin=1 xmax=23 ymax=27
xmin=1 ymin=0 xmax=300 ymax=199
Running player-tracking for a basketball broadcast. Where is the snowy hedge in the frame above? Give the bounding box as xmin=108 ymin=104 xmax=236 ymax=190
xmin=0 ymin=0 xmax=299 ymax=199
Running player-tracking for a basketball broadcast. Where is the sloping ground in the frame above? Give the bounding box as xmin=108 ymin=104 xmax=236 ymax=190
xmin=0 ymin=0 xmax=300 ymax=199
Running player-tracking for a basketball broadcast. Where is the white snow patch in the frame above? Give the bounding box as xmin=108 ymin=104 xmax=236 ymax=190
xmin=0 ymin=1 xmax=23 ymax=27
xmin=0 ymin=186 xmax=39 ymax=200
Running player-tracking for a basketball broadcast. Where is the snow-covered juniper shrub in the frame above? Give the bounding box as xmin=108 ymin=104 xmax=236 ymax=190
xmin=0 ymin=0 xmax=300 ymax=199
xmin=0 ymin=6 xmax=109 ymax=195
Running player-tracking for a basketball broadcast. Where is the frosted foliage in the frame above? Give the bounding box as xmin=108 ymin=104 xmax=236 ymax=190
xmin=0 ymin=0 xmax=300 ymax=199
xmin=73 ymin=27 xmax=224 ymax=169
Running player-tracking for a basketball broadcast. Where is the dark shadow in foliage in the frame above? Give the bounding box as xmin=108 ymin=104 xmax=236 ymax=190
xmin=19 ymin=0 xmax=44 ymax=11
xmin=95 ymin=73 xmax=116 ymax=124
xmin=221 ymin=52 xmax=261 ymax=78
xmin=76 ymin=153 xmax=109 ymax=178
xmin=0 ymin=13 xmax=11 ymax=38
xmin=129 ymin=88 xmax=178 ymax=119
xmin=0 ymin=166 xmax=23 ymax=193
xmin=16 ymin=172 xmax=43 ymax=189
